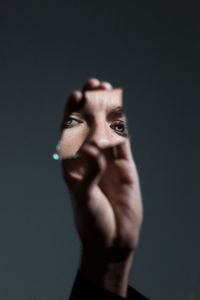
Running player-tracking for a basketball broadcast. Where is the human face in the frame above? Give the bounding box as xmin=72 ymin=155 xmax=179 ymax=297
xmin=57 ymin=88 xmax=128 ymax=159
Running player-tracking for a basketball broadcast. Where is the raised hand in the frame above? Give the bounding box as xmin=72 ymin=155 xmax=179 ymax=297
xmin=58 ymin=78 xmax=143 ymax=297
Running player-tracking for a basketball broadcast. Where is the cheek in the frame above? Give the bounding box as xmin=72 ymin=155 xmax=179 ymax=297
xmin=58 ymin=127 xmax=88 ymax=158
xmin=108 ymin=129 xmax=127 ymax=145
xmin=113 ymin=134 xmax=125 ymax=143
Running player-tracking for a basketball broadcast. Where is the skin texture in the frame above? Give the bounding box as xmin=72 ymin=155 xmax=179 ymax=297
xmin=58 ymin=88 xmax=124 ymax=159
xmin=59 ymin=78 xmax=143 ymax=298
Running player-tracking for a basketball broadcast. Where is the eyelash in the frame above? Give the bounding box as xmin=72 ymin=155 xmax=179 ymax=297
xmin=110 ymin=121 xmax=128 ymax=137
xmin=64 ymin=118 xmax=80 ymax=127
xmin=64 ymin=118 xmax=128 ymax=137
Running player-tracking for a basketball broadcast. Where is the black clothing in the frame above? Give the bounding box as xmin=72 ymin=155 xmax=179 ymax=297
xmin=69 ymin=269 xmax=149 ymax=300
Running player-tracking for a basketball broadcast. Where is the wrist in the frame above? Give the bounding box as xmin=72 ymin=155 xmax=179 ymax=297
xmin=79 ymin=247 xmax=134 ymax=298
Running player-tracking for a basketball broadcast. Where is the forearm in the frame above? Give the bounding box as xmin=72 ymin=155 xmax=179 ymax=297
xmin=79 ymin=248 xmax=134 ymax=298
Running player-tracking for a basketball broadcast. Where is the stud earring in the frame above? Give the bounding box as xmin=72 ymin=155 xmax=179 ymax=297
xmin=52 ymin=140 xmax=61 ymax=160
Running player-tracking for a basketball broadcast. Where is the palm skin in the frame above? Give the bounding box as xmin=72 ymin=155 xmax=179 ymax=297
xmin=71 ymin=142 xmax=143 ymax=256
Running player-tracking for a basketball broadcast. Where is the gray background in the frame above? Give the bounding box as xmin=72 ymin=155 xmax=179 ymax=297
xmin=0 ymin=1 xmax=199 ymax=299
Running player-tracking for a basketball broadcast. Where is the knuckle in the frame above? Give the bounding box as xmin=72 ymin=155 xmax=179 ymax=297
xmin=102 ymin=81 xmax=112 ymax=88
xmin=83 ymin=78 xmax=100 ymax=90
xmin=68 ymin=90 xmax=82 ymax=100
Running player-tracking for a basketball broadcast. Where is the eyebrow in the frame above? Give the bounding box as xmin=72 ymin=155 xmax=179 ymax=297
xmin=106 ymin=106 xmax=125 ymax=120
xmin=70 ymin=105 xmax=126 ymax=122
xmin=73 ymin=105 xmax=124 ymax=115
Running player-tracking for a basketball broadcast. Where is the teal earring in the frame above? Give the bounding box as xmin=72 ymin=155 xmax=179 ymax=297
xmin=52 ymin=140 xmax=61 ymax=160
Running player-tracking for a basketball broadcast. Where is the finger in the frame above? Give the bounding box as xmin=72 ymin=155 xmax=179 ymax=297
xmin=82 ymin=78 xmax=101 ymax=91
xmin=113 ymin=139 xmax=134 ymax=162
xmin=101 ymin=139 xmax=134 ymax=163
xmin=80 ymin=144 xmax=106 ymax=191
xmin=98 ymin=81 xmax=112 ymax=90
xmin=60 ymin=90 xmax=83 ymax=131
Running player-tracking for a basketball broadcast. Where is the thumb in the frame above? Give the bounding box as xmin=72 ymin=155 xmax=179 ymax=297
xmin=80 ymin=143 xmax=106 ymax=192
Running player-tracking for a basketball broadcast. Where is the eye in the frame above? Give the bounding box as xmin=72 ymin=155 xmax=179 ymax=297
xmin=111 ymin=121 xmax=128 ymax=137
xmin=64 ymin=118 xmax=79 ymax=128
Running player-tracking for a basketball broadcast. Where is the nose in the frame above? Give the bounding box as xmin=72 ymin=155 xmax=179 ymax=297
xmin=86 ymin=122 xmax=112 ymax=149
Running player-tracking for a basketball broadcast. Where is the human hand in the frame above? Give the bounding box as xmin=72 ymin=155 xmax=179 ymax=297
xmin=57 ymin=78 xmax=143 ymax=297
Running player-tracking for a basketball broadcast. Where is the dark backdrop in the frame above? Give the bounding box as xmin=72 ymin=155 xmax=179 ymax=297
xmin=0 ymin=1 xmax=199 ymax=299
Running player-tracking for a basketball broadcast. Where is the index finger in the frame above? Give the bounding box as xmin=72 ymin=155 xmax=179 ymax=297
xmin=101 ymin=139 xmax=134 ymax=163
